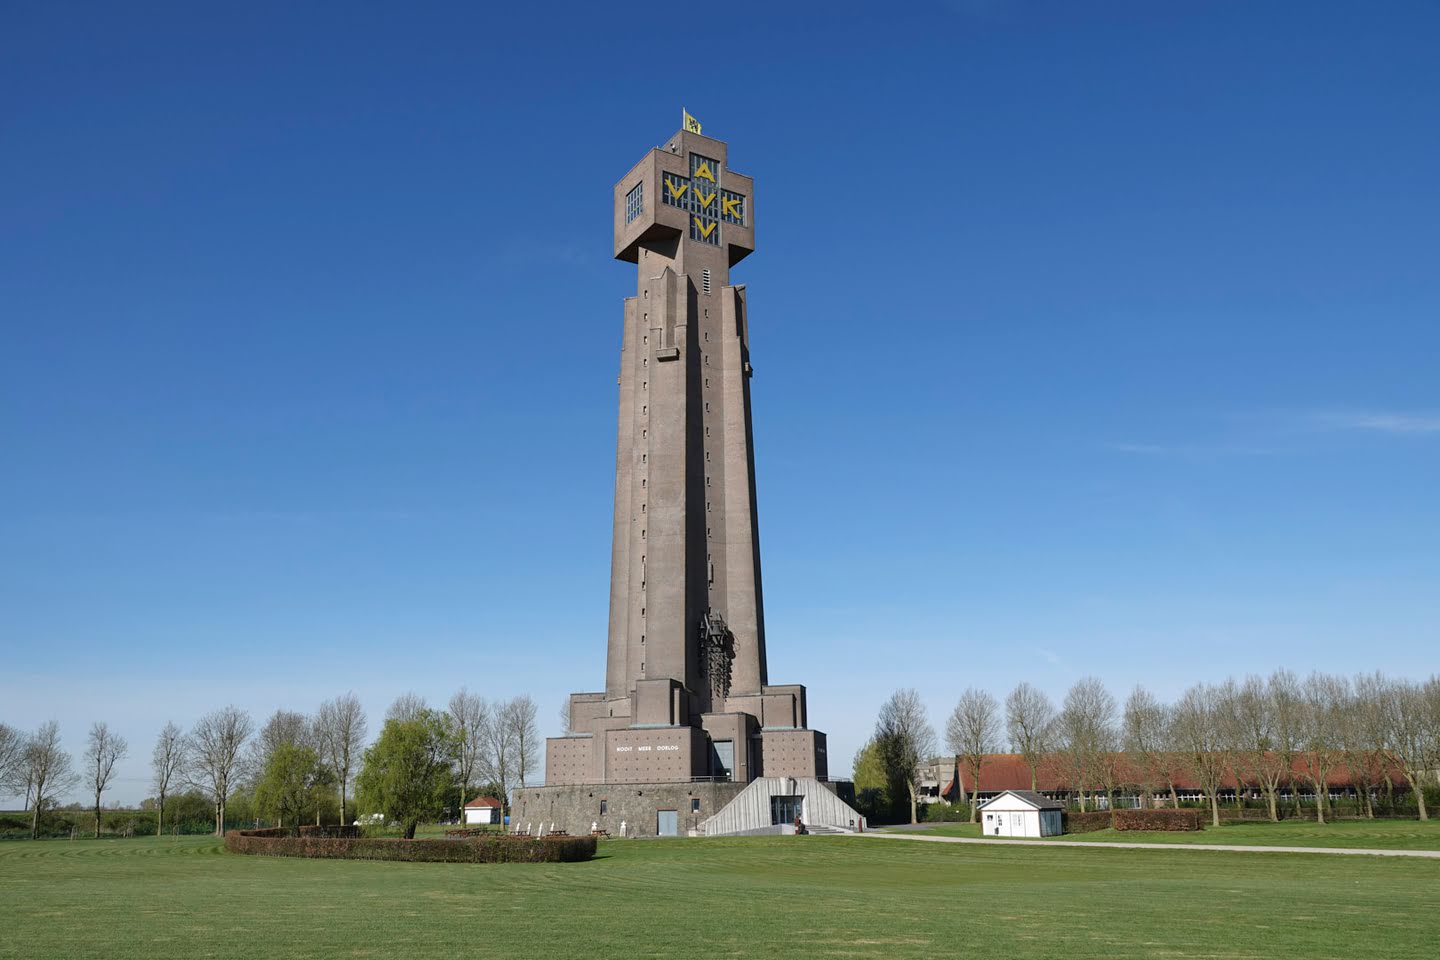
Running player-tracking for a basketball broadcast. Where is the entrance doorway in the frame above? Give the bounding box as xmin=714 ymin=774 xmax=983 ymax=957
xmin=657 ymin=810 xmax=679 ymax=837
xmin=710 ymin=740 xmax=734 ymax=781
xmin=770 ymin=795 xmax=802 ymax=826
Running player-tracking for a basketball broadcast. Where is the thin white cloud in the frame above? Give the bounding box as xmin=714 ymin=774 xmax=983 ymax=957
xmin=1312 ymin=411 xmax=1440 ymax=435
xmin=1106 ymin=442 xmax=1170 ymax=455
xmin=1103 ymin=441 xmax=1284 ymax=458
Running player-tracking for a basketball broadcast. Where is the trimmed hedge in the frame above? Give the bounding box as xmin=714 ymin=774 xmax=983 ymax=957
xmin=1112 ymin=809 xmax=1203 ymax=832
xmin=1062 ymin=809 xmax=1205 ymax=833
xmin=231 ymin=825 xmax=362 ymax=839
xmin=224 ymin=829 xmax=595 ymax=863
xmin=918 ymin=802 xmax=972 ymax=823
xmin=1062 ymin=811 xmax=1113 ymax=834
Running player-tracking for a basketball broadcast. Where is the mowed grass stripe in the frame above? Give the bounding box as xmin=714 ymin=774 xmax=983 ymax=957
xmin=0 ymin=834 xmax=1436 ymax=959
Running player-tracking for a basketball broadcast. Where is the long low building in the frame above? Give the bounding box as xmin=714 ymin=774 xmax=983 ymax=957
xmin=930 ymin=753 xmax=1417 ymax=807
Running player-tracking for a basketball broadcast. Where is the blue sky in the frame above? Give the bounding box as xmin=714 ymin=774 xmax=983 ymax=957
xmin=2 ymin=1 xmax=1437 ymax=804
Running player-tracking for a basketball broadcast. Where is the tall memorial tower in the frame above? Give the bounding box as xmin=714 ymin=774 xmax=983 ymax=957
xmin=525 ymin=120 xmax=832 ymax=828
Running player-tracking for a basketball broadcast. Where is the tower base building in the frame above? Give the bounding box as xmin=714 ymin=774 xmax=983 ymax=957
xmin=510 ymin=121 xmax=860 ymax=837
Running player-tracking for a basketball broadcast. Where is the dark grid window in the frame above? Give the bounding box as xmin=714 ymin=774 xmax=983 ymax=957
xmin=719 ymin=188 xmax=745 ymax=226
xmin=662 ymin=172 xmax=690 ymax=210
xmin=624 ymin=182 xmax=644 ymax=224
xmin=689 ymin=153 xmax=721 ymax=246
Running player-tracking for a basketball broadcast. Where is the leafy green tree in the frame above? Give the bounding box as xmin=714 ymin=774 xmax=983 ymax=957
xmin=875 ymin=688 xmax=935 ymax=825
xmin=355 ymin=710 xmax=456 ymax=838
xmin=254 ymin=743 xmax=323 ymax=829
xmin=851 ymin=737 xmax=892 ymax=820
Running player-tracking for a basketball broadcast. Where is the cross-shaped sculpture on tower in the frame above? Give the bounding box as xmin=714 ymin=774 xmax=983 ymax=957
xmin=660 ymin=151 xmax=747 ymax=247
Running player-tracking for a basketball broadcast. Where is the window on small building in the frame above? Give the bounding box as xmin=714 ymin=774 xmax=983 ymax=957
xmin=691 ymin=798 xmax=701 ymax=813
xmin=600 ymin=800 xmax=608 ymax=815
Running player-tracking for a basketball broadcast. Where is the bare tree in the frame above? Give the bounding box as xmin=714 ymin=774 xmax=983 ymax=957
xmin=1123 ymin=685 xmax=1167 ymax=808
xmin=150 ymin=722 xmax=189 ymax=837
xmin=1096 ymin=721 xmax=1127 ymax=810
xmin=559 ymin=698 xmax=572 ymax=736
xmin=945 ymin=688 xmax=999 ymax=822
xmin=190 ymin=706 xmax=253 ymax=836
xmin=1426 ymin=676 xmax=1440 ymax=803
xmin=1230 ymin=674 xmax=1288 ymax=821
xmin=1380 ymin=676 xmax=1434 ymax=821
xmin=1156 ymin=707 xmax=1189 ymax=807
xmin=484 ymin=699 xmax=518 ymax=806
xmin=84 ymin=722 xmax=129 ymax=838
xmin=20 ymin=721 xmax=78 ymax=839
xmin=249 ymin=710 xmax=311 ymax=777
xmin=875 ymin=689 xmax=936 ymax=825
xmin=507 ymin=696 xmax=540 ymax=791
xmin=1171 ymin=682 xmax=1232 ymax=827
xmin=1268 ymin=668 xmax=1305 ymax=816
xmin=0 ymin=723 xmax=23 ymax=794
xmin=1342 ymin=672 xmax=1389 ymax=819
xmin=387 ymin=692 xmax=428 ymax=724
xmin=1055 ymin=677 xmax=1115 ymax=811
xmin=1005 ymin=683 xmax=1054 ymax=792
xmin=1298 ymin=672 xmax=1348 ymax=825
xmin=316 ymin=693 xmax=368 ymax=825
xmin=449 ymin=688 xmax=490 ymax=816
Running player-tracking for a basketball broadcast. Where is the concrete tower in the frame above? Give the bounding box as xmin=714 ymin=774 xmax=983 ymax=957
xmin=541 ymin=124 xmax=829 ymax=792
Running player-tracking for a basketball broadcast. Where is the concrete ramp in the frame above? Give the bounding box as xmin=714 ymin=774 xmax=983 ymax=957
xmin=700 ymin=777 xmax=866 ymax=837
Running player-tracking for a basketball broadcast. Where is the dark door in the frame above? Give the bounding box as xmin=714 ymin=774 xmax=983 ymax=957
xmin=770 ymin=795 xmax=802 ymax=825
xmin=711 ymin=740 xmax=734 ymax=781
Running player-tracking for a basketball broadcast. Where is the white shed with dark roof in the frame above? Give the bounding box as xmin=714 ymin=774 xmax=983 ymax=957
xmin=977 ymin=790 xmax=1064 ymax=838
xmin=463 ymin=796 xmax=502 ymax=825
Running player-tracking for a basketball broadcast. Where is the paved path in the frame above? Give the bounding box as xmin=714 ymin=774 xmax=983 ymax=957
xmin=860 ymin=830 xmax=1440 ymax=859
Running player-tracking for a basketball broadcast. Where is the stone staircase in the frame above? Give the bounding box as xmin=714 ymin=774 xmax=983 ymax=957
xmin=702 ymin=777 xmax=867 ymax=836
xmin=804 ymin=824 xmax=850 ymax=835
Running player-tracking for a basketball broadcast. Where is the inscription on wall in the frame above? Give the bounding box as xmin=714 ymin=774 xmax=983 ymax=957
xmin=606 ymin=730 xmax=695 ymax=782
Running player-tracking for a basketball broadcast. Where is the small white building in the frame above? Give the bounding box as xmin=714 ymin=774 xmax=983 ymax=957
xmin=977 ymin=790 xmax=1064 ymax=838
xmin=463 ymin=796 xmax=502 ymax=825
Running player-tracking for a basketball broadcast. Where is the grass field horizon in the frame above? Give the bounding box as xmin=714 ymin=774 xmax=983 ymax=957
xmin=905 ymin=818 xmax=1440 ymax=850
xmin=3 ymin=832 xmax=1438 ymax=959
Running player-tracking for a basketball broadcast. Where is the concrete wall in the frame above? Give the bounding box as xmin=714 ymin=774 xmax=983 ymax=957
xmin=701 ymin=777 xmax=864 ymax=836
xmin=605 ymin=726 xmax=707 ymax=782
xmin=759 ymin=729 xmax=828 ymax=779
xmin=510 ymin=782 xmax=746 ymax=838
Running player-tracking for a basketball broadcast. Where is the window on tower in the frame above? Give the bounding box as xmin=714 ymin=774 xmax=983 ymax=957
xmin=625 ymin=182 xmax=644 ymax=224
xmin=719 ymin=188 xmax=745 ymax=226
xmin=662 ymin=171 xmax=689 ymax=211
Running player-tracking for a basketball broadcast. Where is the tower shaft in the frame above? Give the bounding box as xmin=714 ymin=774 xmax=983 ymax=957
xmin=604 ymin=236 xmax=766 ymax=713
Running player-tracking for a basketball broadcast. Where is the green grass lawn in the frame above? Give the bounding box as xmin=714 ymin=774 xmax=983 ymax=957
xmin=2 ymin=832 xmax=1438 ymax=959
xmin=914 ymin=818 xmax=1440 ymax=849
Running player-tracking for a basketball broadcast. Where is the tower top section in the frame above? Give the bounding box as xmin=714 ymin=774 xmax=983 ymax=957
xmin=613 ymin=128 xmax=755 ymax=267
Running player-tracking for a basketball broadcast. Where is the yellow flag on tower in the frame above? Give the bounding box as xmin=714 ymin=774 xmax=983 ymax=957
xmin=683 ymin=109 xmax=702 ymax=135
